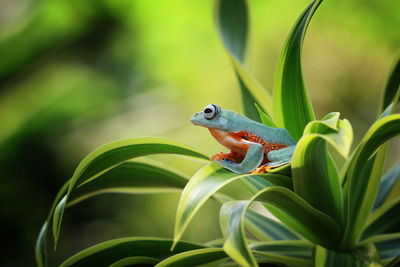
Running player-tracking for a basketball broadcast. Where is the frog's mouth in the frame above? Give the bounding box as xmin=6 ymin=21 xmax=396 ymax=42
xmin=190 ymin=112 xmax=204 ymax=126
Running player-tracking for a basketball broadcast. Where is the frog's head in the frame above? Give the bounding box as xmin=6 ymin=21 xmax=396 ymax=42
xmin=191 ymin=104 xmax=230 ymax=130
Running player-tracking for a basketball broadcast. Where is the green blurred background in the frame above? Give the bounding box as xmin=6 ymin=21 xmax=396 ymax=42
xmin=0 ymin=0 xmax=398 ymax=266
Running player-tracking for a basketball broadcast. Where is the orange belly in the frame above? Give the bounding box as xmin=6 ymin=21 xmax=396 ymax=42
xmin=208 ymin=128 xmax=287 ymax=163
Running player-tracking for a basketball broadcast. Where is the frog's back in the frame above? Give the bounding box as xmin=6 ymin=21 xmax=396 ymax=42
xmin=228 ymin=112 xmax=296 ymax=146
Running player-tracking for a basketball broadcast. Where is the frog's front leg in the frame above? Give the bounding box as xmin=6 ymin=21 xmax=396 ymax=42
xmin=213 ymin=143 xmax=264 ymax=174
xmin=210 ymin=150 xmax=242 ymax=163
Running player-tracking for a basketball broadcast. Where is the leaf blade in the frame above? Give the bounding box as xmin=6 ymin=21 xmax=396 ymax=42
xmin=343 ymin=114 xmax=400 ymax=248
xmin=292 ymin=134 xmax=344 ymax=226
xmin=273 ymin=0 xmax=323 ymax=140
xmin=52 ymin=138 xmax=208 ymax=247
xmin=60 ymin=238 xmax=205 ymax=267
xmin=155 ymin=248 xmax=227 ymax=267
xmin=215 ymin=0 xmax=273 ymax=119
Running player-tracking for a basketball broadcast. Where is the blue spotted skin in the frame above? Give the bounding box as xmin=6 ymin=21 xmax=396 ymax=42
xmin=191 ymin=104 xmax=296 ymax=174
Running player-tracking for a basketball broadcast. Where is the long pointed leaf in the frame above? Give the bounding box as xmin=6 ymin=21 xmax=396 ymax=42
xmin=155 ymin=248 xmax=227 ymax=267
xmin=220 ymin=201 xmax=258 ymax=267
xmin=68 ymin=161 xmax=188 ymax=206
xmin=313 ymin=245 xmax=380 ymax=267
xmin=219 ymin=188 xmax=341 ymax=267
xmin=362 ymin=197 xmax=400 ymax=239
xmin=303 ymin=112 xmax=353 ymax=158
xmin=245 ymin=209 xmax=300 ymax=241
xmin=173 ymin=163 xmax=290 ymax=248
xmin=292 ymin=134 xmax=344 ymax=226
xmin=273 ymin=0 xmax=322 ymax=140
xmin=343 ymin=114 xmax=400 ymax=248
xmin=379 ymin=53 xmax=400 ymax=116
xmin=215 ymin=0 xmax=272 ymax=120
xmin=253 ymin=187 xmax=341 ymax=248
xmin=250 ymin=240 xmax=313 ymax=261
xmin=60 ymin=238 xmax=205 ymax=267
xmin=362 ymin=233 xmax=400 ymax=260
xmin=52 ymin=138 xmax=208 ymax=246
xmin=373 ymin=164 xmax=400 ymax=210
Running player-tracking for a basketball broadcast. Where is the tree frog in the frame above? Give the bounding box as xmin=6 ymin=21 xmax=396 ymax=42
xmin=191 ymin=104 xmax=296 ymax=174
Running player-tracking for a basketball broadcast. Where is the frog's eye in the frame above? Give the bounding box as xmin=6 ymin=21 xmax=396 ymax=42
xmin=204 ymin=104 xmax=219 ymax=120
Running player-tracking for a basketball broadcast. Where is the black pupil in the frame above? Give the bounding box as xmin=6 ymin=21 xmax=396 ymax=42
xmin=204 ymin=108 xmax=213 ymax=113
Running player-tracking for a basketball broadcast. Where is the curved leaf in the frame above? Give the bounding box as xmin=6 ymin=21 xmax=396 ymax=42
xmin=292 ymin=134 xmax=344 ymax=226
xmin=219 ymin=188 xmax=341 ymax=267
xmin=273 ymin=0 xmax=323 ymax=140
xmin=362 ymin=233 xmax=400 ymax=260
xmin=68 ymin=161 xmax=188 ymax=206
xmin=173 ymin=163 xmax=290 ymax=248
xmin=303 ymin=112 xmax=353 ymax=158
xmin=250 ymin=240 xmax=313 ymax=261
xmin=35 ymin=222 xmax=48 ymax=267
xmin=343 ymin=114 xmax=400 ymax=248
xmin=215 ymin=0 xmax=272 ymax=120
xmin=245 ymin=209 xmax=300 ymax=241
xmin=52 ymin=138 xmax=208 ymax=246
xmin=60 ymin=237 xmax=205 ymax=267
xmin=313 ymin=245 xmax=380 ymax=267
xmin=387 ymin=255 xmax=400 ymax=267
xmin=35 ymin=181 xmax=70 ymax=266
xmin=363 ymin=197 xmax=400 ymax=239
xmin=155 ymin=248 xmax=227 ymax=267
xmin=379 ymin=53 xmax=400 ymax=116
xmin=109 ymin=257 xmax=159 ymax=267
xmin=253 ymin=187 xmax=341 ymax=248
xmin=220 ymin=201 xmax=312 ymax=267
xmin=220 ymin=201 xmax=257 ymax=267
xmin=255 ymin=103 xmax=276 ymax=128
xmin=373 ymin=164 xmax=400 ymax=210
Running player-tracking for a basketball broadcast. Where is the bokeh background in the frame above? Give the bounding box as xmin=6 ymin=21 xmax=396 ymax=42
xmin=0 ymin=0 xmax=398 ymax=266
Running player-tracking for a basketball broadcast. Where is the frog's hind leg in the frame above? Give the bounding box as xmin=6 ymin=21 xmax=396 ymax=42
xmin=251 ymin=145 xmax=295 ymax=173
xmin=251 ymin=159 xmax=291 ymax=174
xmin=213 ymin=143 xmax=264 ymax=174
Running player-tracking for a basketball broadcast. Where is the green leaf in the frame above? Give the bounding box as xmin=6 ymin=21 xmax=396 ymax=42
xmin=250 ymin=240 xmax=313 ymax=261
xmin=313 ymin=245 xmax=381 ymax=267
xmin=68 ymin=161 xmax=188 ymax=206
xmin=220 ymin=201 xmax=258 ymax=267
xmin=273 ymin=0 xmax=323 ymax=140
xmin=363 ymin=197 xmax=400 ymax=239
xmin=219 ymin=188 xmax=341 ymax=267
xmin=373 ymin=164 xmax=400 ymax=210
xmin=253 ymin=187 xmax=342 ymax=248
xmin=303 ymin=112 xmax=353 ymax=158
xmin=215 ymin=0 xmax=273 ymax=120
xmin=241 ymin=174 xmax=293 ymax=195
xmin=362 ymin=233 xmax=400 ymax=260
xmin=245 ymin=209 xmax=300 ymax=241
xmin=173 ymin=163 xmax=290 ymax=248
xmin=52 ymin=138 xmax=208 ymax=246
xmin=379 ymin=53 xmax=400 ymax=115
xmin=255 ymin=104 xmax=277 ymax=127
xmin=292 ymin=134 xmax=344 ymax=226
xmin=155 ymin=248 xmax=227 ymax=267
xmin=60 ymin=237 xmax=205 ymax=267
xmin=342 ymin=114 xmax=400 ymax=248
xmin=35 ymin=222 xmax=48 ymax=267
xmin=109 ymin=257 xmax=159 ymax=267
xmin=250 ymin=240 xmax=313 ymax=266
xmin=220 ymin=201 xmax=312 ymax=267
xmin=386 ymin=254 xmax=400 ymax=267
xmin=35 ymin=181 xmax=70 ymax=266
